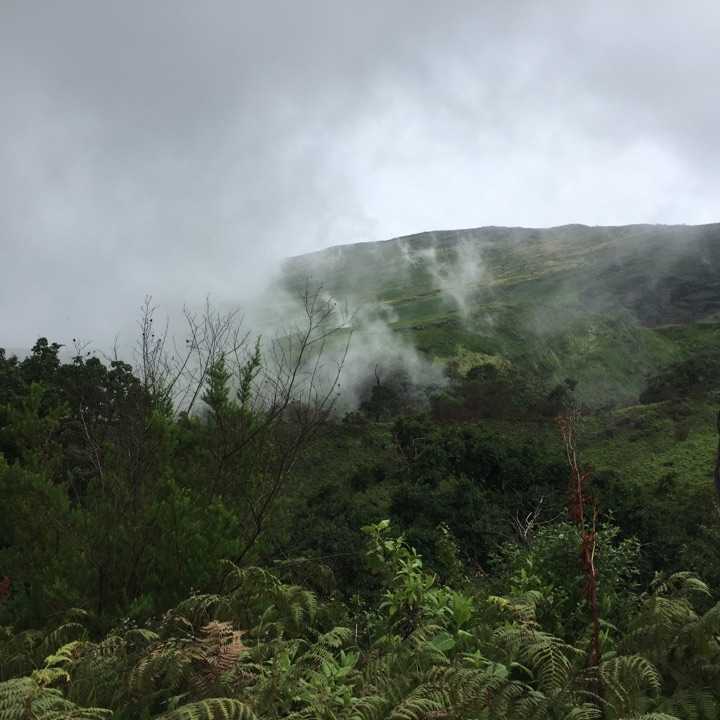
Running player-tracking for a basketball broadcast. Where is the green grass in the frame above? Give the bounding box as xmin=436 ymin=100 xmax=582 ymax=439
xmin=581 ymin=401 xmax=717 ymax=487
xmin=443 ymin=401 xmax=717 ymax=493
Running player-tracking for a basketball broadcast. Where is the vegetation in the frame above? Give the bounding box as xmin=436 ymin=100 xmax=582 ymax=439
xmin=2 ymin=519 xmax=720 ymax=719
xmin=3 ymin=222 xmax=720 ymax=717
xmin=2 ymin=318 xmax=720 ymax=719
xmin=283 ymin=223 xmax=720 ymax=406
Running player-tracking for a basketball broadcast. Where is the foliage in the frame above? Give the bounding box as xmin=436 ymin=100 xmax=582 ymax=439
xmin=2 ymin=316 xmax=720 ymax=719
xmin=1 ymin=522 xmax=719 ymax=719
xmin=494 ymin=521 xmax=641 ymax=639
xmin=388 ymin=415 xmax=567 ymax=566
xmin=640 ymin=351 xmax=720 ymax=404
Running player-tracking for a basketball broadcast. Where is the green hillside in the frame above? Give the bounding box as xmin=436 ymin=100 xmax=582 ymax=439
xmin=283 ymin=223 xmax=720 ymax=405
xmin=279 ymin=223 xmax=720 ymax=560
xmin=3 ymin=226 xmax=720 ymax=719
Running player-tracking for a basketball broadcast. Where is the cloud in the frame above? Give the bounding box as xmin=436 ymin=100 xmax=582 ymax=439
xmin=1 ymin=0 xmax=718 ymax=348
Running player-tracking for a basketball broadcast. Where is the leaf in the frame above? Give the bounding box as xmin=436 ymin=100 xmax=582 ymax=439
xmin=429 ymin=632 xmax=455 ymax=654
xmin=155 ymin=698 xmax=257 ymax=720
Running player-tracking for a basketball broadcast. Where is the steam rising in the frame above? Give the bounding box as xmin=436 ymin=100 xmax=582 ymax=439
xmin=8 ymin=221 xmax=720 ymax=412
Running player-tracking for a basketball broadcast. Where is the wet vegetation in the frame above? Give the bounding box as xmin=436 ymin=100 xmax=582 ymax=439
xmin=3 ymin=224 xmax=720 ymax=719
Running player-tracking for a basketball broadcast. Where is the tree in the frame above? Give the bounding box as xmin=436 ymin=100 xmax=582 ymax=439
xmin=175 ymin=286 xmax=350 ymax=567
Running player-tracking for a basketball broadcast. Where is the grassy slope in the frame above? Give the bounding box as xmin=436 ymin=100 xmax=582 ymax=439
xmin=582 ymin=401 xmax=717 ymax=486
xmin=280 ymin=223 xmax=720 ymax=503
xmin=283 ymin=223 xmax=720 ymax=405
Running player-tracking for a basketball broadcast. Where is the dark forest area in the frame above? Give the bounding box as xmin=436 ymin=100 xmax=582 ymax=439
xmin=2 ymin=302 xmax=720 ymax=720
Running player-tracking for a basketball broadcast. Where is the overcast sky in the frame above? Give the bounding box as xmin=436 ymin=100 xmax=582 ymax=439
xmin=1 ymin=1 xmax=719 ymax=348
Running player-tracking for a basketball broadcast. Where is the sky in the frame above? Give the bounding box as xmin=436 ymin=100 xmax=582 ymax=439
xmin=1 ymin=1 xmax=719 ymax=348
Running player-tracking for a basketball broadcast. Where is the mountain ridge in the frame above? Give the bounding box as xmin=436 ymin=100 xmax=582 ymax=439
xmin=281 ymin=222 xmax=720 ymax=406
xmin=285 ymin=221 xmax=720 ymax=261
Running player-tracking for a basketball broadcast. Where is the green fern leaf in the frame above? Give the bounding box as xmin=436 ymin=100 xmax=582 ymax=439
xmin=155 ymin=698 xmax=257 ymax=720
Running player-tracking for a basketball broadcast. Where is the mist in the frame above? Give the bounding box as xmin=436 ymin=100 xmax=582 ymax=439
xmin=2 ymin=1 xmax=720 ymax=352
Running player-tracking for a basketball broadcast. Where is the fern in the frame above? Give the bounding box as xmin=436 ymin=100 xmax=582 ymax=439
xmin=40 ymin=625 xmax=87 ymax=658
xmin=389 ymin=694 xmax=443 ymax=720
xmin=615 ymin=714 xmax=680 ymax=720
xmin=129 ymin=642 xmax=199 ymax=698
xmin=650 ymin=573 xmax=711 ymax=600
xmin=171 ymin=597 xmax=231 ymax=630
xmin=155 ymin=698 xmax=256 ymax=720
xmin=654 ymin=689 xmax=719 ymax=720
xmin=0 ymin=677 xmax=111 ymax=720
xmin=3 ymin=521 xmax=719 ymax=720
xmin=191 ymin=622 xmax=247 ymax=697
xmin=346 ymin=694 xmax=385 ymax=720
xmin=493 ymin=625 xmax=579 ymax=697
xmin=0 ymin=629 xmax=44 ymax=679
xmin=63 ymin=635 xmax=130 ymax=709
xmin=219 ymin=564 xmax=318 ymax=637
xmin=562 ymin=703 xmax=603 ymax=719
xmin=601 ymin=655 xmax=661 ymax=716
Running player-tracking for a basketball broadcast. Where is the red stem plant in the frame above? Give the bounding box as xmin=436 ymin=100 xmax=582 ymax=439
xmin=557 ymin=408 xmax=602 ymax=686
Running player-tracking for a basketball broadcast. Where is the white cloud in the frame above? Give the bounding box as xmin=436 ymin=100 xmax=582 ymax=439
xmin=1 ymin=0 xmax=718 ymax=347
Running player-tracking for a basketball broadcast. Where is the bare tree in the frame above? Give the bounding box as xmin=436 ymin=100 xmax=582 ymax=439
xmin=133 ymin=283 xmax=351 ymax=566
xmin=76 ymin=283 xmax=350 ymax=610
xmin=511 ymin=497 xmax=545 ymax=545
xmin=209 ymin=284 xmax=351 ymax=565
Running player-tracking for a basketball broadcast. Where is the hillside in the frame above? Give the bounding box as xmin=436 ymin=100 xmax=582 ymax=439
xmin=3 ymin=227 xmax=720 ymax=719
xmin=279 ymin=223 xmax=720 ymax=589
xmin=282 ymin=223 xmax=720 ymax=405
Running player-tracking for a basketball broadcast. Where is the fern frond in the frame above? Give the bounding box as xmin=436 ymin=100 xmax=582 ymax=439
xmin=0 ymin=677 xmax=111 ymax=720
xmin=657 ymin=688 xmax=720 ymax=720
xmin=389 ymin=694 xmax=443 ymax=720
xmin=129 ymin=644 xmax=197 ymax=697
xmin=190 ymin=622 xmax=247 ymax=697
xmin=41 ymin=625 xmax=87 ymax=656
xmin=348 ymin=694 xmax=386 ymax=720
xmin=220 ymin=564 xmax=278 ymax=597
xmin=562 ymin=702 xmax=603 ymax=719
xmin=651 ymin=572 xmax=710 ymax=600
xmin=615 ymin=714 xmax=681 ymax=720
xmin=61 ymin=636 xmax=129 ymax=709
xmin=44 ymin=641 xmax=86 ymax=670
xmin=32 ymin=667 xmax=70 ymax=688
xmin=124 ymin=629 xmax=160 ymax=649
xmin=39 ymin=709 xmax=113 ymax=719
xmin=155 ymin=698 xmax=257 ymax=720
xmin=524 ymin=634 xmax=573 ymax=695
xmin=315 ymin=626 xmax=352 ymax=650
xmin=601 ymin=655 xmax=661 ymax=715
xmin=493 ymin=626 xmax=576 ymax=696
xmin=172 ymin=596 xmax=230 ymax=629
xmin=0 ymin=629 xmax=44 ymax=678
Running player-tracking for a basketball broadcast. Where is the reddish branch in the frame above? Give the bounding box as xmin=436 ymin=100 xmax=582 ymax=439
xmin=557 ymin=410 xmax=602 ymax=679
xmin=0 ymin=576 xmax=10 ymax=603
xmin=714 ymin=410 xmax=720 ymax=502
